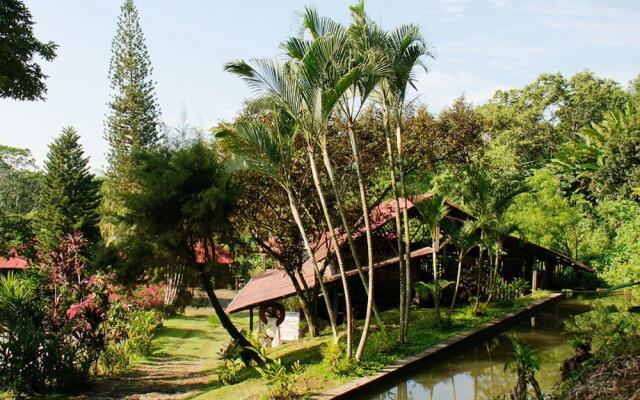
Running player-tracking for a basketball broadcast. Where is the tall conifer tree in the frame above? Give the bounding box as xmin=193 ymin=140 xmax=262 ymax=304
xmin=36 ymin=128 xmax=100 ymax=252
xmin=104 ymin=0 xmax=160 ymax=191
xmin=103 ymin=0 xmax=160 ymax=242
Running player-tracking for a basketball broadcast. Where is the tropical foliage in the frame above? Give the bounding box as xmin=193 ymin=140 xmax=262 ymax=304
xmin=3 ymin=0 xmax=640 ymax=397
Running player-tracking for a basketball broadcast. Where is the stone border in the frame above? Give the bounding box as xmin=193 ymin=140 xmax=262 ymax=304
xmin=310 ymin=293 xmax=565 ymax=400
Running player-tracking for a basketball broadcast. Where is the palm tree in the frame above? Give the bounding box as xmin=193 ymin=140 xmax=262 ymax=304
xmin=216 ymin=111 xmax=339 ymax=339
xmin=299 ymin=1 xmax=390 ymax=360
xmin=504 ymin=336 xmax=543 ymax=400
xmin=377 ymin=23 xmax=432 ymax=340
xmin=485 ymin=215 xmax=518 ymax=305
xmin=225 ymin=31 xmax=365 ymax=357
xmin=416 ymin=193 xmax=450 ymax=321
xmin=460 ymin=165 xmax=526 ymax=312
xmin=446 ymin=220 xmax=479 ymax=313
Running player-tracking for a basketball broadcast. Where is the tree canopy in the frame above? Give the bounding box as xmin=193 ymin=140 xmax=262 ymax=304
xmin=0 ymin=0 xmax=57 ymax=100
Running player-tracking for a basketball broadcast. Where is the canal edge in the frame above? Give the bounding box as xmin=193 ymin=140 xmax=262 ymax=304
xmin=309 ymin=292 xmax=565 ymax=400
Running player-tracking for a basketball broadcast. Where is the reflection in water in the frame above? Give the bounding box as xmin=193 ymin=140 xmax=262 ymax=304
xmin=359 ymin=297 xmax=597 ymax=400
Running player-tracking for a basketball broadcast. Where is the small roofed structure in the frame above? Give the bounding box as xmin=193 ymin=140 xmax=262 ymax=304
xmin=0 ymin=256 xmax=28 ymax=273
xmin=227 ymin=194 xmax=593 ymax=324
xmin=194 ymin=242 xmax=234 ymax=265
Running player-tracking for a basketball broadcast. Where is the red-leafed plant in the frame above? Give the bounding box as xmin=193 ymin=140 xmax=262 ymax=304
xmin=131 ymin=283 xmax=167 ymax=312
xmin=0 ymin=233 xmax=117 ymax=393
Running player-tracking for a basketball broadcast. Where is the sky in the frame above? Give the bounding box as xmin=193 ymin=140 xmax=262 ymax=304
xmin=1 ymin=0 xmax=639 ymax=173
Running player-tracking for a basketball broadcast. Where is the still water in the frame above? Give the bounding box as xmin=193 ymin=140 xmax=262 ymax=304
xmin=357 ymin=296 xmax=598 ymax=400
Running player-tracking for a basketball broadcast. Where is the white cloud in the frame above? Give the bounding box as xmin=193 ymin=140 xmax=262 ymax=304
xmin=438 ymin=0 xmax=470 ymax=16
xmin=489 ymin=0 xmax=508 ymax=8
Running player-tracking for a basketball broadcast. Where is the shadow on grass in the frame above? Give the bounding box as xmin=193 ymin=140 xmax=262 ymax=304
xmin=144 ymin=353 xmax=203 ymax=362
xmin=279 ymin=342 xmax=325 ymax=365
xmin=156 ymin=326 xmax=209 ymax=339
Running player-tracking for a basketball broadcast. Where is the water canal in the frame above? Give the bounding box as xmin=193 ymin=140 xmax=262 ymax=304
xmin=356 ymin=293 xmax=615 ymax=400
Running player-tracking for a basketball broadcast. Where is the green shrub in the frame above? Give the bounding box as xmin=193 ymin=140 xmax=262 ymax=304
xmin=363 ymin=331 xmax=395 ymax=361
xmin=256 ymin=358 xmax=303 ymax=400
xmin=127 ymin=310 xmax=157 ymax=356
xmin=214 ymin=358 xmax=245 ymax=385
xmin=100 ymin=307 xmax=158 ymax=373
xmin=321 ymin=340 xmax=357 ymax=375
xmin=493 ymin=278 xmax=529 ymax=305
xmin=101 ymin=341 xmax=131 ymax=373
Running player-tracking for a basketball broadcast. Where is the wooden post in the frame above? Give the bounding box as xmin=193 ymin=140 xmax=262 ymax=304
xmin=249 ymin=307 xmax=254 ymax=332
xmin=532 ymin=270 xmax=538 ymax=293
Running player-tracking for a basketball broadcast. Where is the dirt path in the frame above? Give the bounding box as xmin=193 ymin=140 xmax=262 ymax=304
xmin=70 ymin=290 xmax=241 ymax=400
xmin=74 ymin=356 xmax=212 ymax=399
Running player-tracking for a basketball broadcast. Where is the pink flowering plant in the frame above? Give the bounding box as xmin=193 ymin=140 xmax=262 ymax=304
xmin=44 ymin=233 xmax=114 ymax=378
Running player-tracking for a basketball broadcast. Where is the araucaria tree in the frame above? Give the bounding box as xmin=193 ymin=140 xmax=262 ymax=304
xmin=0 ymin=0 xmax=58 ymax=100
xmin=35 ymin=128 xmax=100 ymax=253
xmin=103 ymin=0 xmax=161 ymax=239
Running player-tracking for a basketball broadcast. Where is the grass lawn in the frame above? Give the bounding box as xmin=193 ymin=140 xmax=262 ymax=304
xmin=146 ymin=293 xmax=549 ymax=400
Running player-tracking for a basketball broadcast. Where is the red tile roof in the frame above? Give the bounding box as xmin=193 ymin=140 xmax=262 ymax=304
xmin=194 ymin=243 xmax=234 ymax=265
xmin=0 ymin=256 xmax=28 ymax=270
xmin=226 ymin=193 xmax=592 ymax=313
xmin=226 ymin=245 xmax=434 ymax=314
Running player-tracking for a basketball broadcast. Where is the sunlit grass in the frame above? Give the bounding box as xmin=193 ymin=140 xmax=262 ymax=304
xmin=142 ymin=296 xmax=549 ymax=399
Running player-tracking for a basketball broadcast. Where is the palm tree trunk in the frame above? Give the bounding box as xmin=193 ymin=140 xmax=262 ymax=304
xmin=319 ymin=137 xmax=383 ymax=328
xmin=474 ymin=233 xmax=484 ymax=314
xmin=344 ymin=122 xmax=378 ymax=360
xmin=432 ymin=246 xmax=440 ymax=320
xmin=396 ymin=124 xmax=412 ymax=338
xmin=449 ymin=254 xmax=464 ymax=313
xmin=487 ymin=241 xmax=501 ymax=305
xmin=307 ymin=149 xmax=354 ymax=358
xmin=285 ymin=188 xmax=338 ymax=339
xmin=283 ymin=267 xmax=318 ymax=337
xmin=382 ymin=107 xmax=406 ymax=343
xmin=196 ymin=263 xmax=264 ymax=365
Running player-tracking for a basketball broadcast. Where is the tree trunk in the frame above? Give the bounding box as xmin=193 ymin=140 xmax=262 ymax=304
xmin=432 ymin=246 xmax=441 ymax=320
xmin=487 ymin=241 xmax=501 ymax=305
xmin=307 ymin=149 xmax=354 ymax=358
xmin=285 ymin=188 xmax=338 ymax=339
xmin=396 ymin=125 xmax=412 ymax=338
xmin=283 ymin=268 xmax=318 ymax=337
xmin=473 ymin=231 xmax=485 ymax=314
xmin=528 ymin=371 xmax=543 ymax=400
xmin=344 ymin=122 xmax=378 ymax=361
xmin=449 ymin=255 xmax=464 ymax=313
xmin=382 ymin=106 xmax=406 ymax=343
xmin=319 ymin=140 xmax=383 ymax=329
xmin=196 ymin=263 xmax=263 ymax=365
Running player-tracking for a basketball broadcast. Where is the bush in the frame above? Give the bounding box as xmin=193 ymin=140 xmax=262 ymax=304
xmin=214 ymin=358 xmax=244 ymax=385
xmin=100 ymin=307 xmax=158 ymax=374
xmin=493 ymin=278 xmax=529 ymax=305
xmin=256 ymin=358 xmax=303 ymax=400
xmin=363 ymin=331 xmax=395 ymax=361
xmin=132 ymin=283 xmax=167 ymax=312
xmin=0 ymin=234 xmax=114 ymax=393
xmin=321 ymin=340 xmax=356 ymax=376
xmin=127 ymin=310 xmax=157 ymax=356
